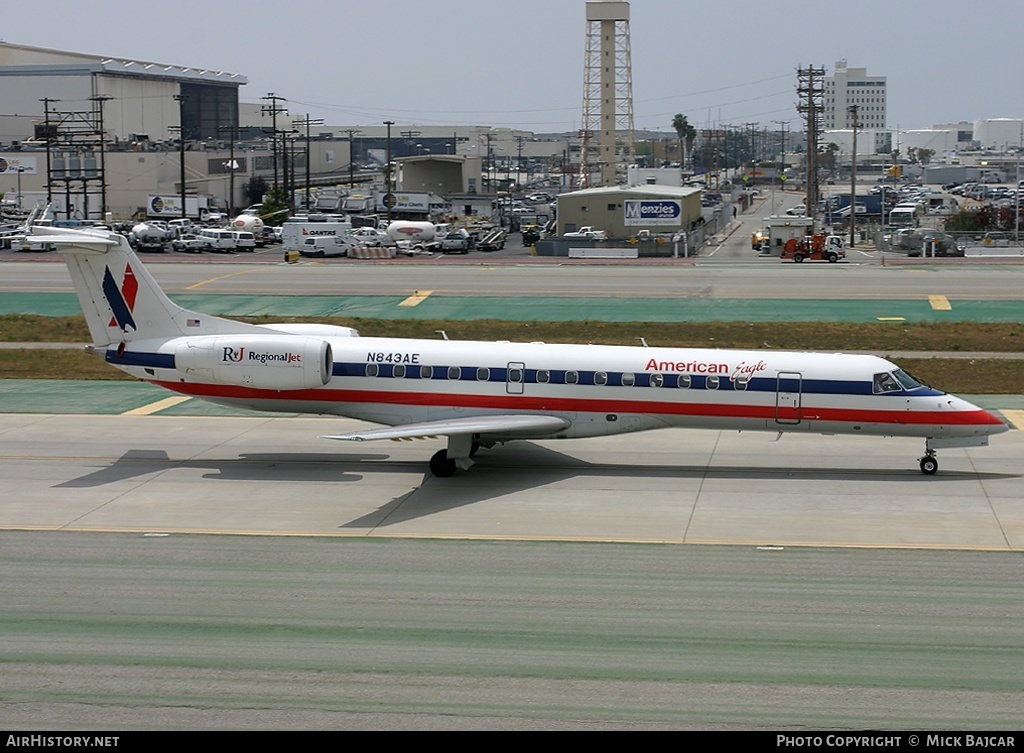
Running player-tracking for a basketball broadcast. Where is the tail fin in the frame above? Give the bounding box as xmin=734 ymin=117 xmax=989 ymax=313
xmin=31 ymin=226 xmax=261 ymax=346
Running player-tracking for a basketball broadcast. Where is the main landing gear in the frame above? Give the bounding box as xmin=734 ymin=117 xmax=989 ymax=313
xmin=429 ymin=436 xmax=484 ymax=478
xmin=918 ymin=452 xmax=938 ymax=475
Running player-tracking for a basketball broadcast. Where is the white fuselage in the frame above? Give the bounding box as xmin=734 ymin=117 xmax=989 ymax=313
xmin=109 ymin=336 xmax=1006 ymax=443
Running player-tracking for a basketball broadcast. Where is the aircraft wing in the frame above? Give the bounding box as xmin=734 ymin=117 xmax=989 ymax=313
xmin=321 ymin=414 xmax=570 ymax=443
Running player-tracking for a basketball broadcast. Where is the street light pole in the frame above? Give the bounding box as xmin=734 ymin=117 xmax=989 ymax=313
xmin=173 ymin=93 xmax=187 ymax=219
xmin=848 ymin=104 xmax=859 ymax=248
xmin=16 ymin=166 xmax=25 ymax=210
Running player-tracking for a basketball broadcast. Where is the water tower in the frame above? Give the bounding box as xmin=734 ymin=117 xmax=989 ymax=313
xmin=580 ymin=1 xmax=635 ymax=187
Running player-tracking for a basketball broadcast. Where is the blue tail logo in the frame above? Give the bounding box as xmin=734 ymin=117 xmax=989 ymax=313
xmin=102 ymin=264 xmax=138 ymax=333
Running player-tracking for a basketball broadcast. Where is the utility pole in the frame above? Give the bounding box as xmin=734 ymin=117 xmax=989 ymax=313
xmin=261 ymin=93 xmax=287 ymax=195
xmin=343 ymin=128 xmax=362 ymax=187
xmin=89 ymin=94 xmax=112 ymax=216
xmin=848 ymin=104 xmax=859 ymax=248
xmin=384 ymin=120 xmax=395 ymax=224
xmin=39 ymin=97 xmax=60 ymax=204
xmin=173 ymin=93 xmax=188 ymax=219
xmin=294 ymin=115 xmax=324 ymax=211
xmin=515 ymin=135 xmax=524 ymax=190
xmin=797 ymin=65 xmax=826 ymax=223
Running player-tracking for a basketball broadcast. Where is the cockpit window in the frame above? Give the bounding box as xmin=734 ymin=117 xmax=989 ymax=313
xmin=892 ymin=369 xmax=924 ymax=390
xmin=872 ymin=372 xmax=901 ymax=394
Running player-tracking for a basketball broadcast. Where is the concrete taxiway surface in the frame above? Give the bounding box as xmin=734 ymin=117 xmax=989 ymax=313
xmin=2 ymin=411 xmax=1021 ymax=550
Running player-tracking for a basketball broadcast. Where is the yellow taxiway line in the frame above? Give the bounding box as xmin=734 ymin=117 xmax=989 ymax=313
xmin=399 ymin=290 xmax=433 ymax=307
xmin=121 ymin=396 xmax=192 ymax=416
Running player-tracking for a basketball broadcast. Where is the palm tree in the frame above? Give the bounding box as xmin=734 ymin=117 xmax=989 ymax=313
xmin=671 ymin=114 xmax=697 ymax=173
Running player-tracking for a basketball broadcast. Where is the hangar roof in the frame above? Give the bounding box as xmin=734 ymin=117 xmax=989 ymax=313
xmin=559 ymin=184 xmax=702 ymax=200
xmin=0 ymin=41 xmax=246 ymax=86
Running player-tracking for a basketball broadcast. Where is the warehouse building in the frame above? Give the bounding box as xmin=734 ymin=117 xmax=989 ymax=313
xmin=556 ymin=184 xmax=702 ymax=238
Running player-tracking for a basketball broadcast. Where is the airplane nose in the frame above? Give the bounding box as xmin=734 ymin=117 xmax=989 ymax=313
xmin=974 ymin=405 xmax=1010 ymax=435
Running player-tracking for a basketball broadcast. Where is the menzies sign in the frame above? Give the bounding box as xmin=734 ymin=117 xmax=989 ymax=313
xmin=623 ymin=199 xmax=682 ymax=227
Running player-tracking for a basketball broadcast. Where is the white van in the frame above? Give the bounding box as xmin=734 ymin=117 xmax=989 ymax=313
xmin=299 ymin=236 xmax=351 ymax=258
xmin=230 ymin=231 xmax=256 ymax=251
xmin=197 ymin=228 xmax=236 ymax=252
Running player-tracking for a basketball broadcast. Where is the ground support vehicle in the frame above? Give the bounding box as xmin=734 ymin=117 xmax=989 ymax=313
xmin=129 ymin=221 xmax=175 ymax=252
xmin=477 ymin=229 xmax=506 ymax=251
xmin=780 ymin=234 xmax=845 ymax=263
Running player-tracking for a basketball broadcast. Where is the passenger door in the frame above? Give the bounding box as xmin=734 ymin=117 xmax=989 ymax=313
xmin=775 ymin=372 xmax=802 ymax=425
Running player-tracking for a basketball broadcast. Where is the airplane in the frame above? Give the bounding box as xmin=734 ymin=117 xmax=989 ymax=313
xmin=29 ymin=224 xmax=1008 ymax=477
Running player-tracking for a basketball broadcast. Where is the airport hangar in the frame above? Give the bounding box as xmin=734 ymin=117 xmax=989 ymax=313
xmin=0 ymin=41 xmax=506 ymax=220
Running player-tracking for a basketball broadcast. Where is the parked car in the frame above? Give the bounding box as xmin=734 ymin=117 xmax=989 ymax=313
xmin=785 ymin=204 xmax=807 ymax=216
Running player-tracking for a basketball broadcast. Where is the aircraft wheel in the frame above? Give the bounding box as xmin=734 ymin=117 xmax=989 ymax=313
xmin=919 ymin=455 xmax=938 ymax=475
xmin=430 ymin=449 xmax=457 ymax=478
xmin=793 ymin=253 xmax=804 ymax=263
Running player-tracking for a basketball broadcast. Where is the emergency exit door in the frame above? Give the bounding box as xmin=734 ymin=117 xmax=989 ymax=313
xmin=506 ymin=362 xmax=525 ymax=394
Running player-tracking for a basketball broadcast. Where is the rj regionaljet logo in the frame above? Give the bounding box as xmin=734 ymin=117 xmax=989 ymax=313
xmin=103 ymin=264 xmax=138 ymax=332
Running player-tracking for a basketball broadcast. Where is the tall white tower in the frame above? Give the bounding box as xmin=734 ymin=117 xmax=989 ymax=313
xmin=581 ymin=1 xmax=635 ymax=187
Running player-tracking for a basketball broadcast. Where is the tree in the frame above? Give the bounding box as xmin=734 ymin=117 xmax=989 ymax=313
xmin=259 ymin=186 xmax=290 ymax=221
xmin=671 ymin=114 xmax=697 ymax=171
xmin=917 ymin=148 xmax=935 ymax=165
xmin=243 ymin=176 xmax=268 ymax=208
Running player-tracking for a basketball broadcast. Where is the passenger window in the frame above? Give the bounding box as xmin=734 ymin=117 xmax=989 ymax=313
xmin=650 ymin=373 xmax=663 ymax=388
xmin=733 ymin=376 xmax=749 ymax=391
xmin=565 ymin=371 xmax=579 ymax=384
xmin=420 ymin=365 xmax=433 ymax=379
xmin=365 ymin=363 xmax=378 ymax=377
xmin=536 ymin=370 xmax=550 ymax=384
xmin=621 ymin=373 xmax=635 ymax=386
xmin=393 ymin=364 xmax=406 ymax=378
xmin=678 ymin=375 xmax=691 ymax=388
xmin=706 ymin=375 xmax=720 ymax=390
xmin=448 ymin=366 xmax=461 ymax=380
xmin=508 ymin=368 xmax=523 ymax=382
xmin=594 ymin=372 xmax=608 ymax=386
xmin=477 ymin=367 xmax=490 ymax=381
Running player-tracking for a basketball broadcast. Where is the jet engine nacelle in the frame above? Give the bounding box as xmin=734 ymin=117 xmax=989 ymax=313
xmin=173 ymin=335 xmax=333 ymax=390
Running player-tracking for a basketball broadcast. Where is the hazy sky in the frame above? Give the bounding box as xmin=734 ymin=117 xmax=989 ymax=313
xmin=4 ymin=0 xmax=1022 ymax=133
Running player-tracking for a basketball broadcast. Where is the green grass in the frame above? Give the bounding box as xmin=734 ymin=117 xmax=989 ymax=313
xmin=1 ymin=314 xmax=1022 ymax=393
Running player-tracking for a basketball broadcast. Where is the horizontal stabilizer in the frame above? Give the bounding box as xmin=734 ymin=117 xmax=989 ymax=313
xmin=25 ymin=234 xmax=118 ymax=250
xmin=321 ymin=414 xmax=571 ymax=442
